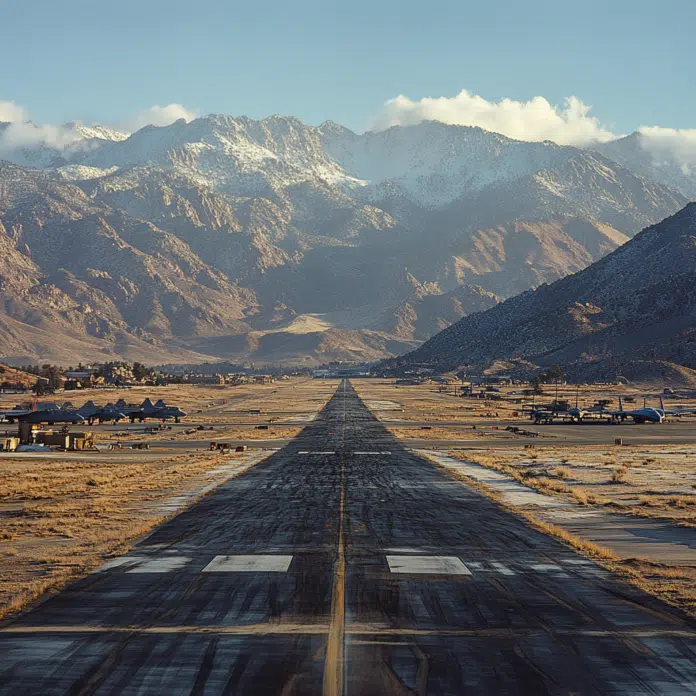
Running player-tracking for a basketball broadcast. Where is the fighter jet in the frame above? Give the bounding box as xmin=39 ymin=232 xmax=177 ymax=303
xmin=606 ymin=397 xmax=664 ymax=424
xmin=76 ymin=401 xmax=127 ymax=425
xmin=657 ymin=397 xmax=696 ymax=417
xmin=114 ymin=398 xmax=186 ymax=423
xmin=17 ymin=408 xmax=85 ymax=425
xmin=0 ymin=402 xmax=63 ymax=423
xmin=531 ymin=405 xmax=590 ymax=424
xmin=0 ymin=405 xmax=34 ymax=423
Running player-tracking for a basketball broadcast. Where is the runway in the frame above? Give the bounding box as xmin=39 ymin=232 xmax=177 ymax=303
xmin=2 ymin=381 xmax=696 ymax=694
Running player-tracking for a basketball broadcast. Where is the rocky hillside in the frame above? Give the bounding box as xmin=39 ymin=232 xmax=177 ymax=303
xmin=0 ymin=116 xmax=689 ymax=364
xmin=388 ymin=204 xmax=696 ymax=379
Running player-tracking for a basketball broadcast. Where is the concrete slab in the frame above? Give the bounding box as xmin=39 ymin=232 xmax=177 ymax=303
xmin=202 ymin=555 xmax=294 ymax=572
xmin=386 ymin=555 xmax=472 ymax=576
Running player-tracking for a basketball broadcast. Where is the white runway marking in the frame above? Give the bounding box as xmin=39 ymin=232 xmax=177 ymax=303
xmin=97 ymin=556 xmax=146 ymax=572
xmin=386 ymin=555 xmax=472 ymax=576
xmin=353 ymin=451 xmax=392 ymax=455
xmin=202 ymin=555 xmax=294 ymax=572
xmin=530 ymin=563 xmax=564 ymax=573
xmin=283 ymin=414 xmax=318 ymax=422
xmin=298 ymin=451 xmax=336 ymax=455
xmin=490 ymin=562 xmax=516 ymax=576
xmin=127 ymin=557 xmax=191 ymax=573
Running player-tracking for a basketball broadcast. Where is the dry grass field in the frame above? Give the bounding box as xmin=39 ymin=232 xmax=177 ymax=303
xmin=454 ymin=446 xmax=696 ymax=525
xmin=0 ymin=378 xmax=339 ymax=620
xmin=0 ymin=450 xmax=245 ymax=620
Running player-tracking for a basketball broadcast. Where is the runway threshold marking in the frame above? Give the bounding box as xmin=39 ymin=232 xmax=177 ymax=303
xmin=202 ymin=555 xmax=293 ymax=572
xmin=323 ymin=379 xmax=347 ymax=696
xmin=386 ymin=555 xmax=472 ymax=576
xmin=126 ymin=557 xmax=191 ymax=573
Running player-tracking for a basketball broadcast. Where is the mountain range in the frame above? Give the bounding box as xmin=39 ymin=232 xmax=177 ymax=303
xmin=0 ymin=115 xmax=692 ymax=365
xmin=388 ymin=203 xmax=696 ymax=384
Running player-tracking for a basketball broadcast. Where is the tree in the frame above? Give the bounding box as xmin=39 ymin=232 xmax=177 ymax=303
xmin=40 ymin=364 xmax=63 ymax=389
xmin=132 ymin=362 xmax=147 ymax=381
xmin=545 ymin=364 xmax=565 ymax=383
xmin=529 ymin=375 xmax=543 ymax=394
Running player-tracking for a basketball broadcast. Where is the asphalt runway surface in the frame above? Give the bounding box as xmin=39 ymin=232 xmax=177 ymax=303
xmin=2 ymin=381 xmax=696 ymax=694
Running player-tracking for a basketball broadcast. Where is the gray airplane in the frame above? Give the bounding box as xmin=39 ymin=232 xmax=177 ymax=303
xmin=0 ymin=402 xmax=64 ymax=423
xmin=606 ymin=397 xmax=664 ymax=424
xmin=114 ymin=398 xmax=186 ymax=423
xmin=17 ymin=408 xmax=85 ymax=425
xmin=658 ymin=397 xmax=696 ymax=417
xmin=0 ymin=405 xmax=34 ymax=422
xmin=77 ymin=401 xmax=128 ymax=425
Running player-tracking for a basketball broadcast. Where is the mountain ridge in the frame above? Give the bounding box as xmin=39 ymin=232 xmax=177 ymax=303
xmin=0 ymin=115 xmax=691 ymax=365
xmin=387 ymin=203 xmax=696 ymax=379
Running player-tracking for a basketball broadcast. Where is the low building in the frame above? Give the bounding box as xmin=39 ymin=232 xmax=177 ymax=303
xmin=184 ymin=374 xmax=225 ymax=386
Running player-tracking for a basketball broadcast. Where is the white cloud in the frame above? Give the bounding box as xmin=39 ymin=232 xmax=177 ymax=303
xmin=372 ymin=89 xmax=617 ymax=146
xmin=121 ymin=104 xmax=197 ymax=132
xmin=0 ymin=100 xmax=26 ymax=123
xmin=637 ymin=126 xmax=696 ymax=176
xmin=0 ymin=122 xmax=84 ymax=152
xmin=0 ymin=101 xmax=197 ymax=160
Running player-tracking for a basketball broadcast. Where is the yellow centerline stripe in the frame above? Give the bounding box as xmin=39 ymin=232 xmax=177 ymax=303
xmin=323 ymin=380 xmax=347 ymax=696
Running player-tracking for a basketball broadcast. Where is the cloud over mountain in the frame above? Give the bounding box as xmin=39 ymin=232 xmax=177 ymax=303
xmin=0 ymin=101 xmax=197 ymax=157
xmin=0 ymin=100 xmax=25 ymax=122
xmin=372 ymin=90 xmax=617 ymax=146
xmin=638 ymin=126 xmax=696 ymax=176
xmin=120 ymin=103 xmax=197 ymax=131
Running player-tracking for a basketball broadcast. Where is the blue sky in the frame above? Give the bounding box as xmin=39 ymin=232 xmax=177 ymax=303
xmin=1 ymin=0 xmax=695 ymax=135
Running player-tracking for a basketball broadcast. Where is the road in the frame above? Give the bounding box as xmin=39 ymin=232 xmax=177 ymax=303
xmin=2 ymin=381 xmax=696 ymax=694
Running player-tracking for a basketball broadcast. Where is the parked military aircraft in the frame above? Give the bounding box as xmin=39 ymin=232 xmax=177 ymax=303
xmin=531 ymin=405 xmax=586 ymax=424
xmin=0 ymin=406 xmax=35 ymax=422
xmin=17 ymin=408 xmax=85 ymax=425
xmin=658 ymin=397 xmax=696 ymax=417
xmin=0 ymin=402 xmax=65 ymax=423
xmin=76 ymin=401 xmax=128 ymax=425
xmin=114 ymin=398 xmax=186 ymax=423
xmin=606 ymin=397 xmax=664 ymax=424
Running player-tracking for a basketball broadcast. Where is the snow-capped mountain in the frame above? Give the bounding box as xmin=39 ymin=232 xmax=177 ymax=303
xmin=597 ymin=132 xmax=696 ymax=200
xmin=0 ymin=120 xmax=128 ymax=169
xmin=79 ymin=115 xmax=365 ymax=196
xmin=0 ymin=115 xmax=689 ymax=364
xmin=318 ymin=120 xmax=573 ymax=207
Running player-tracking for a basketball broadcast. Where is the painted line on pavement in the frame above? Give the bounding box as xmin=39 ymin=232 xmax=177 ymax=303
xmin=202 ymin=555 xmax=293 ymax=572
